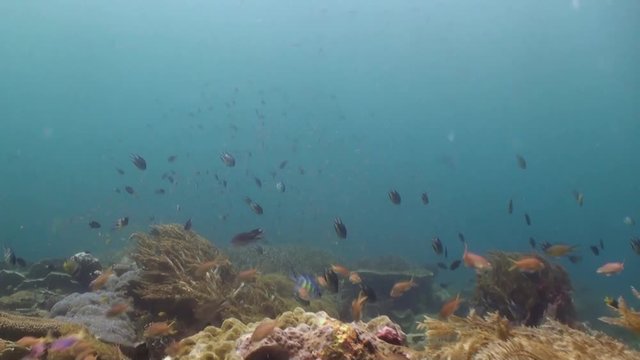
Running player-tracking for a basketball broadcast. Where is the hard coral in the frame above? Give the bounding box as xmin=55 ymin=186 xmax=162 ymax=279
xmin=417 ymin=310 xmax=640 ymax=359
xmin=473 ymin=251 xmax=575 ymax=326
xmin=599 ymin=287 xmax=640 ymax=335
xmin=0 ymin=311 xmax=82 ymax=341
xmin=176 ymin=308 xmax=419 ymax=360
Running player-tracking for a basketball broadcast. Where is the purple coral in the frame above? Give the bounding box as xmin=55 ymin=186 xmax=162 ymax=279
xmin=375 ymin=325 xmax=406 ymax=345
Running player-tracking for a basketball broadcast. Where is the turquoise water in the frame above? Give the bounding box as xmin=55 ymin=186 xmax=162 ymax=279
xmin=1 ymin=0 xmax=639 ymax=332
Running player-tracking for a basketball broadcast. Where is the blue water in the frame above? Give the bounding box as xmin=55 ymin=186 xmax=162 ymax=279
xmin=1 ymin=0 xmax=639 ymax=330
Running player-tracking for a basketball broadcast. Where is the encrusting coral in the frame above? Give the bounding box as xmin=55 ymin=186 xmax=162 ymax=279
xmin=599 ymin=286 xmax=640 ymax=335
xmin=473 ymin=251 xmax=575 ymax=326
xmin=169 ymin=307 xmax=418 ymax=360
xmin=417 ymin=310 xmax=640 ymax=360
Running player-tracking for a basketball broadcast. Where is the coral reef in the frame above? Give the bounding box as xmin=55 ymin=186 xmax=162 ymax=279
xmin=50 ymin=291 xmax=138 ymax=346
xmin=600 ymin=286 xmax=640 ymax=335
xmin=417 ymin=310 xmax=640 ymax=359
xmin=0 ymin=311 xmax=82 ymax=341
xmin=173 ymin=307 xmax=419 ymax=360
xmin=66 ymin=252 xmax=103 ymax=289
xmin=473 ymin=251 xmax=575 ymax=326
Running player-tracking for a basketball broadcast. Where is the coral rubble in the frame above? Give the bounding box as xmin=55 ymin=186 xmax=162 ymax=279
xmin=473 ymin=251 xmax=575 ymax=326
xmin=174 ymin=307 xmax=418 ymax=360
xmin=418 ymin=310 xmax=640 ymax=359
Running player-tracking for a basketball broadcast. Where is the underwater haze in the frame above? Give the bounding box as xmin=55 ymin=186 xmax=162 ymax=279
xmin=1 ymin=0 xmax=639 ymax=334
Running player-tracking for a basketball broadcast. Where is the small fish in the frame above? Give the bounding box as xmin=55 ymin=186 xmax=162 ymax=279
xmin=351 ymin=291 xmax=368 ymax=322
xmin=359 ymin=283 xmax=377 ymax=303
xmin=348 ymin=271 xmax=362 ymax=284
xmin=431 ymin=237 xmax=443 ymax=255
xmin=167 ymin=155 xmax=177 ymax=162
xmin=589 ymin=245 xmax=599 ymax=256
xmin=604 ymin=296 xmax=619 ymax=309
xmin=462 ymin=244 xmax=492 ymax=271
xmin=89 ymin=221 xmax=101 ymax=229
xmin=568 ymin=255 xmax=582 ymax=264
xmin=251 ymin=319 xmax=278 ymax=343
xmin=540 ymin=240 xmax=552 ymax=251
xmin=231 ymin=228 xmax=264 ymax=246
xmin=254 ymin=177 xmax=262 ymax=188
xmin=630 ymin=237 xmax=640 ymax=255
xmin=237 ymin=268 xmax=260 ymax=282
xmin=599 ymin=238 xmax=604 ymax=250
xmin=106 ymin=303 xmax=129 ymax=317
xmin=508 ymin=256 xmax=545 ymax=273
xmin=524 ymin=213 xmax=531 ymax=226
xmin=279 ymin=160 xmax=288 ymax=169
xmin=439 ymin=294 xmax=462 ymax=319
xmin=421 ymin=192 xmax=429 ymax=205
xmin=572 ymin=191 xmax=584 ymax=207
xmin=444 ymin=246 xmax=448 ymax=258
xmin=596 ymin=261 xmax=624 ymax=276
xmin=458 ymin=233 xmax=465 ymax=243
xmin=323 ymin=268 xmax=339 ymax=293
xmin=275 ymin=181 xmax=286 ymax=193
xmin=193 ymin=260 xmax=222 ymax=277
xmin=529 ymin=237 xmax=536 ymax=249
xmin=245 ymin=197 xmax=264 ymax=215
xmin=154 ymin=188 xmax=166 ymax=195
xmin=449 ymin=260 xmax=461 ymax=270
xmin=623 ymin=216 xmax=635 ymax=226
xmin=90 ymin=267 xmax=113 ymax=291
xmin=516 ymin=154 xmax=527 ymax=169
xmin=333 ymin=217 xmax=347 ymax=239
xmin=220 ymin=152 xmax=236 ymax=167
xmin=544 ymin=244 xmax=577 ymax=257
xmin=116 ymin=168 xmax=125 ymax=175
xmin=292 ymin=273 xmax=322 ymax=305
xmin=124 ymin=186 xmax=135 ymax=195
xmin=388 ymin=189 xmax=401 ymax=205
xmin=130 ymin=154 xmax=147 ymax=170
xmin=331 ymin=264 xmax=350 ymax=277
xmin=508 ymin=199 xmax=513 ymax=214
xmin=184 ymin=218 xmax=192 ymax=231
xmin=115 ymin=216 xmax=129 ymax=229
xmin=144 ymin=321 xmax=176 ymax=338
xmin=439 ymin=282 xmax=449 ymax=289
xmin=437 ymin=262 xmax=448 ymax=270
xmin=390 ymin=278 xmax=417 ymax=298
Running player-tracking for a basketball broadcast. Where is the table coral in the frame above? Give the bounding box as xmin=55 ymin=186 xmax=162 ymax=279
xmin=418 ymin=310 xmax=640 ymax=359
xmin=0 ymin=311 xmax=82 ymax=341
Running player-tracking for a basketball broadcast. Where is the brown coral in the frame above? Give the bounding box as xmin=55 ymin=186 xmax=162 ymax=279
xmin=0 ymin=311 xmax=82 ymax=341
xmin=599 ymin=286 xmax=640 ymax=335
xmin=418 ymin=310 xmax=640 ymax=359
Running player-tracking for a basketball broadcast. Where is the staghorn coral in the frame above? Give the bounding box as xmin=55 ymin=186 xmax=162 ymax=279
xmin=174 ymin=307 xmax=419 ymax=360
xmin=473 ymin=251 xmax=575 ymax=326
xmin=599 ymin=287 xmax=640 ymax=335
xmin=417 ymin=310 xmax=640 ymax=359
xmin=0 ymin=311 xmax=82 ymax=341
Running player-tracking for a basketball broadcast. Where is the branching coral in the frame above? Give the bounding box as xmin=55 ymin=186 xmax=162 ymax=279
xmin=599 ymin=286 xmax=640 ymax=335
xmin=417 ymin=310 xmax=640 ymax=359
xmin=473 ymin=251 xmax=575 ymax=326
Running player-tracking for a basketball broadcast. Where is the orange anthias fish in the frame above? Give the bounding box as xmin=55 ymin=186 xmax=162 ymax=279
xmin=439 ymin=293 xmax=462 ymax=319
xmin=144 ymin=321 xmax=176 ymax=338
xmin=250 ymin=319 xmax=278 ymax=343
xmin=193 ymin=260 xmax=220 ymax=278
xmin=331 ymin=264 xmax=350 ymax=278
xmin=508 ymin=257 xmax=545 ymax=273
xmin=105 ymin=303 xmax=129 ymax=317
xmin=237 ymin=268 xmax=260 ymax=282
xmin=596 ymin=261 xmax=624 ymax=276
xmin=348 ymin=271 xmax=362 ymax=284
xmin=351 ymin=291 xmax=368 ymax=322
xmin=89 ymin=267 xmax=113 ymax=291
xmin=390 ymin=278 xmax=417 ymax=298
xmin=462 ymin=245 xmax=492 ymax=272
xmin=544 ymin=244 xmax=577 ymax=257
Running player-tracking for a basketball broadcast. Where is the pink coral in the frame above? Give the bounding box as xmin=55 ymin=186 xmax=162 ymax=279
xmin=376 ymin=325 xmax=406 ymax=345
